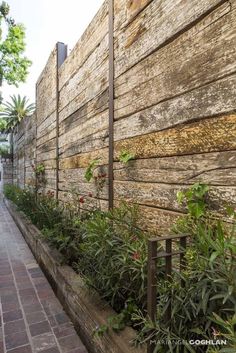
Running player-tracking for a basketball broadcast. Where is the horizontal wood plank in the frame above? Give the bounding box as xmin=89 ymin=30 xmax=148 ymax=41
xmin=114 ymin=115 xmax=236 ymax=159
xmin=114 ymin=3 xmax=234 ymax=119
xmin=114 ymin=0 xmax=228 ymax=77
xmin=113 ymin=151 xmax=236 ymax=186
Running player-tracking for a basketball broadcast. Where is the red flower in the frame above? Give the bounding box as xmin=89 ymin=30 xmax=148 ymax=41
xmin=79 ymin=197 xmax=85 ymax=203
xmin=132 ymin=252 xmax=140 ymax=260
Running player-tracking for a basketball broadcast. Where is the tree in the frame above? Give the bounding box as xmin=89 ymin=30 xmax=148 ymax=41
xmin=0 ymin=116 xmax=6 ymax=131
xmin=0 ymin=94 xmax=35 ymax=132
xmin=0 ymin=1 xmax=31 ymax=95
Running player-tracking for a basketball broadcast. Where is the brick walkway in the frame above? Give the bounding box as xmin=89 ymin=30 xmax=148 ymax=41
xmin=0 ymin=202 xmax=88 ymax=353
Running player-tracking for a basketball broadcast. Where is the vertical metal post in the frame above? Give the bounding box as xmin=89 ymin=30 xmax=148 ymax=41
xmin=180 ymin=236 xmax=187 ymax=286
xmin=56 ymin=42 xmax=67 ymax=200
xmin=165 ymin=239 xmax=172 ymax=323
xmin=108 ymin=0 xmax=114 ymax=209
xmin=147 ymin=240 xmax=157 ymax=353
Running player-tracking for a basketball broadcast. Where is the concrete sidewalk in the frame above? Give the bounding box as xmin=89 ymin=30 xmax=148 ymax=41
xmin=0 ymin=202 xmax=87 ymax=353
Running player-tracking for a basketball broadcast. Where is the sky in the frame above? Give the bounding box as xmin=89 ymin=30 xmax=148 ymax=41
xmin=2 ymin=0 xmax=104 ymax=104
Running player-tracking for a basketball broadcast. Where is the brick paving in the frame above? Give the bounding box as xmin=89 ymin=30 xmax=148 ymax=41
xmin=0 ymin=202 xmax=88 ymax=353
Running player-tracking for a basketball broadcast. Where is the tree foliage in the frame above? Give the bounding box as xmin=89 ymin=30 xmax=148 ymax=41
xmin=0 ymin=1 xmax=31 ymax=87
xmin=0 ymin=94 xmax=35 ymax=131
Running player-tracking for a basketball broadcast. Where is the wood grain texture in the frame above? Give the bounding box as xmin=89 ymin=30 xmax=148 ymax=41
xmin=114 ymin=0 xmax=228 ymax=77
xmin=114 ymin=75 xmax=236 ymax=141
xmin=59 ymin=129 xmax=109 ymax=159
xmin=114 ymin=181 xmax=236 ymax=212
xmin=59 ymin=35 xmax=108 ymax=113
xmin=59 ymin=147 xmax=108 ymax=169
xmin=114 ymin=115 xmax=236 ymax=159
xmin=36 ymin=48 xmax=57 ymax=124
xmin=59 ymin=110 xmax=108 ymax=149
xmin=114 ymin=2 xmax=234 ymax=119
xmin=59 ymin=88 xmax=108 ymax=128
xmin=113 ymin=151 xmax=236 ymax=186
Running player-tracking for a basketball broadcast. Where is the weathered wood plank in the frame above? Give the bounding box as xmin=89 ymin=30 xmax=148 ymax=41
xmin=113 ymin=151 xmax=236 ymax=186
xmin=37 ymin=129 xmax=56 ymax=148
xmin=37 ymin=112 xmax=56 ymax=136
xmin=114 ymin=0 xmax=153 ymax=32
xmin=59 ymin=129 xmax=109 ymax=159
xmin=114 ymin=0 xmax=229 ymax=78
xmin=59 ymin=61 xmax=108 ymax=125
xmin=59 ymin=148 xmax=108 ymax=169
xmin=58 ymin=181 xmax=108 ymax=199
xmin=37 ymin=48 xmax=57 ymax=123
xmin=114 ymin=181 xmax=236 ymax=211
xmin=37 ymin=139 xmax=56 ymax=154
xmin=114 ymin=115 xmax=236 ymax=159
xmin=114 ymin=3 xmax=235 ymax=119
xmin=114 ymin=75 xmax=236 ymax=141
xmin=36 ymin=150 xmax=56 ymax=162
xmin=59 ymin=169 xmax=87 ymax=183
xmin=59 ymin=35 xmax=108 ymax=113
xmin=59 ymin=110 xmax=108 ymax=148
xmin=59 ymin=89 xmax=108 ymax=132
xmin=58 ymin=191 xmax=108 ymax=212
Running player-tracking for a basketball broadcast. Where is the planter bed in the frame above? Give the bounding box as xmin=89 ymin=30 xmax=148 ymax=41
xmin=5 ymin=199 xmax=146 ymax=353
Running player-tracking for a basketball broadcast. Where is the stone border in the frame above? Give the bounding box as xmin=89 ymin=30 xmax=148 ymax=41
xmin=5 ymin=199 xmax=146 ymax=353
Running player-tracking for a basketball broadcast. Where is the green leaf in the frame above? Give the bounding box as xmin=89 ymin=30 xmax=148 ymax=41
xmin=119 ymin=150 xmax=135 ymax=164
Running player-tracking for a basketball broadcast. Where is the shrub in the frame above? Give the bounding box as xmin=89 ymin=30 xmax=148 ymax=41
xmin=75 ymin=203 xmax=148 ymax=312
xmin=133 ymin=184 xmax=236 ymax=352
xmin=4 ymin=183 xmax=236 ymax=352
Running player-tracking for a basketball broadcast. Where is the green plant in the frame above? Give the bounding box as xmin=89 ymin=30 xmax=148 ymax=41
xmin=4 ymin=183 xmax=236 ymax=352
xmin=84 ymin=158 xmax=107 ymax=209
xmin=134 ymin=183 xmax=236 ymax=352
xmin=84 ymin=158 xmax=100 ymax=182
xmin=75 ymin=203 xmax=148 ymax=311
xmin=177 ymin=183 xmax=209 ymax=219
xmin=0 ymin=1 xmax=31 ymax=91
xmin=0 ymin=117 xmax=6 ymax=131
xmin=208 ymin=313 xmax=236 ymax=352
xmin=0 ymin=95 xmax=35 ymax=132
xmin=0 ymin=143 xmax=9 ymax=156
xmin=31 ymin=163 xmax=47 ymax=193
xmin=119 ymin=150 xmax=135 ymax=164
xmin=34 ymin=163 xmax=45 ymax=175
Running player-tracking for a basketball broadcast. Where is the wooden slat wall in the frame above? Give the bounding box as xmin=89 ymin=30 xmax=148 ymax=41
xmin=36 ymin=48 xmax=57 ymax=193
xmin=11 ymin=0 xmax=236 ymax=233
xmin=112 ymin=0 xmax=236 ymax=232
xmin=24 ymin=114 xmax=36 ymax=188
xmin=58 ymin=0 xmax=109 ymax=205
xmin=12 ymin=114 xmax=36 ymax=189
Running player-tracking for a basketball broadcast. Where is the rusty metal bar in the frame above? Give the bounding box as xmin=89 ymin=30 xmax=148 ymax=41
xmin=56 ymin=42 xmax=67 ymax=200
xmin=154 ymin=250 xmax=184 ymax=259
xmin=108 ymin=0 xmax=114 ymax=209
xmin=147 ymin=235 xmax=188 ymax=353
xmin=165 ymin=239 xmax=172 ymax=323
xmin=149 ymin=233 xmax=188 ymax=242
xmin=147 ymin=239 xmax=157 ymax=353
xmin=180 ymin=236 xmax=187 ymax=287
